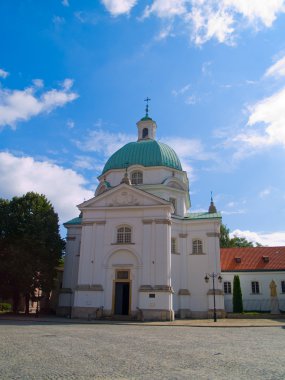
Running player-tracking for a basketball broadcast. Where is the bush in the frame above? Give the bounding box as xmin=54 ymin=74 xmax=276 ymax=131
xmin=0 ymin=302 xmax=12 ymax=312
xmin=233 ymin=275 xmax=243 ymax=313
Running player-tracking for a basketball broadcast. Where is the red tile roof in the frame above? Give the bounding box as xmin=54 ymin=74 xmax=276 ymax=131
xmin=221 ymin=247 xmax=285 ymax=272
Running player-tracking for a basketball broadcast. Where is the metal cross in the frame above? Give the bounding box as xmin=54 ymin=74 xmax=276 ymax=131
xmin=144 ymin=97 xmax=151 ymax=116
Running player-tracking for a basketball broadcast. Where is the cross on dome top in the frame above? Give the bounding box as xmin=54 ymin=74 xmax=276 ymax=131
xmin=144 ymin=97 xmax=151 ymax=117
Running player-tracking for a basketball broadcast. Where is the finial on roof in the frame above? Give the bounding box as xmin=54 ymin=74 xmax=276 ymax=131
xmin=121 ymin=172 xmax=131 ymax=185
xmin=208 ymin=191 xmax=217 ymax=213
xmin=144 ymin=97 xmax=151 ymax=117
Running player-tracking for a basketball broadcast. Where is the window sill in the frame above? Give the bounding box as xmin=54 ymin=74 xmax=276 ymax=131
xmin=111 ymin=242 xmax=135 ymax=245
xmin=171 ymin=252 xmax=180 ymax=255
xmin=190 ymin=252 xmax=206 ymax=255
xmin=250 ymin=293 xmax=261 ymax=295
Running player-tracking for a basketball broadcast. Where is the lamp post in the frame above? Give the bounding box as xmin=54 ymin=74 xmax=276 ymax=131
xmin=204 ymin=272 xmax=222 ymax=322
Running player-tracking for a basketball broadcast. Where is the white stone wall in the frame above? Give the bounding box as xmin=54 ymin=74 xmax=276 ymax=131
xmin=171 ymin=219 xmax=223 ymax=317
xmin=222 ymin=271 xmax=285 ymax=312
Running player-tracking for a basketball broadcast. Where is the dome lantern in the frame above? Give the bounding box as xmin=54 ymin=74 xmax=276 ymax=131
xmin=137 ymin=97 xmax=157 ymax=141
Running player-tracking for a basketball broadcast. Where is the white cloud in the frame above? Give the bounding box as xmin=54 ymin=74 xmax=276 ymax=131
xmin=172 ymin=83 xmax=191 ymax=97
xmin=202 ymin=61 xmax=212 ymax=76
xmin=265 ymin=55 xmax=285 ymax=78
xmin=185 ymin=95 xmax=198 ymax=105
xmin=141 ymin=0 xmax=285 ymax=45
xmin=259 ymin=187 xmax=272 ymax=198
xmin=61 ymin=0 xmax=69 ymax=6
xmin=162 ymin=137 xmax=215 ymax=161
xmin=73 ymin=155 xmax=98 ymax=170
xmin=241 ymin=86 xmax=285 ymax=148
xmin=76 ymin=129 xmax=135 ymax=157
xmin=101 ymin=0 xmax=137 ymax=16
xmin=188 ymin=2 xmax=235 ymax=45
xmin=0 ymin=152 xmax=93 ymax=223
xmin=143 ymin=0 xmax=186 ymax=19
xmin=154 ymin=24 xmax=174 ymax=41
xmin=230 ymin=229 xmax=285 ymax=246
xmin=32 ymin=79 xmax=44 ymax=88
xmin=0 ymin=79 xmax=78 ymax=129
xmin=0 ymin=68 xmax=9 ymax=78
xmin=224 ymin=0 xmax=285 ymax=28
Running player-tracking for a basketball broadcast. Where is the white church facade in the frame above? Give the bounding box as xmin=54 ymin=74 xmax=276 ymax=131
xmin=58 ymin=111 xmax=224 ymax=321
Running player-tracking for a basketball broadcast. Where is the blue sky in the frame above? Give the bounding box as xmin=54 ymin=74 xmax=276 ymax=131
xmin=1 ymin=0 xmax=285 ymax=245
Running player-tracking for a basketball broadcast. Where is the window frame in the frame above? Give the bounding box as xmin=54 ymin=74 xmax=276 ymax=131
xmin=251 ymin=281 xmax=260 ymax=294
xmin=223 ymin=281 xmax=232 ymax=294
xmin=171 ymin=237 xmax=177 ymax=254
xmin=131 ymin=171 xmax=143 ymax=185
xmin=116 ymin=226 xmax=132 ymax=244
xmin=281 ymin=280 xmax=285 ymax=293
xmin=192 ymin=239 xmax=203 ymax=255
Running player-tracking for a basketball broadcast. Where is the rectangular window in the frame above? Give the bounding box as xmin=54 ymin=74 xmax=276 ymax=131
xmin=116 ymin=270 xmax=129 ymax=280
xmin=171 ymin=238 xmax=177 ymax=254
xmin=281 ymin=281 xmax=285 ymax=293
xmin=169 ymin=198 xmax=176 ymax=214
xmin=251 ymin=281 xmax=260 ymax=294
xmin=117 ymin=227 xmax=131 ymax=244
xmin=192 ymin=239 xmax=203 ymax=254
xmin=223 ymin=281 xmax=232 ymax=294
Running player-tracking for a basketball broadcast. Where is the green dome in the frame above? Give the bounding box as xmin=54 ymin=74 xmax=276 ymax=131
xmin=102 ymin=140 xmax=182 ymax=174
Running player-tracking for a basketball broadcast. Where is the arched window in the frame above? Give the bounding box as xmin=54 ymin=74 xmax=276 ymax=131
xmin=142 ymin=128 xmax=149 ymax=138
xmin=131 ymin=171 xmax=143 ymax=185
xmin=192 ymin=239 xmax=203 ymax=254
xmin=117 ymin=226 xmax=132 ymax=244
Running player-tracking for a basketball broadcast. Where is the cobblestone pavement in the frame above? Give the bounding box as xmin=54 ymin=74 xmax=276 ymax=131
xmin=0 ymin=320 xmax=285 ymax=379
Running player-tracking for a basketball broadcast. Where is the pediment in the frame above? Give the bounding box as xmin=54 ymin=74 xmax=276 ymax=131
xmin=78 ymin=183 xmax=170 ymax=209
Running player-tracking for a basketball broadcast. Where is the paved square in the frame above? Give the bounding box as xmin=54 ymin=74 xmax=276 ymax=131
xmin=0 ymin=321 xmax=285 ymax=379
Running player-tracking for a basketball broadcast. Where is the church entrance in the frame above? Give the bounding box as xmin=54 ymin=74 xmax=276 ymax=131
xmin=114 ymin=282 xmax=130 ymax=315
xmin=113 ymin=269 xmax=131 ymax=316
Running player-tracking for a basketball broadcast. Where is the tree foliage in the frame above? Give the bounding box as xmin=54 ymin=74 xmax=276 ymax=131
xmin=233 ymin=275 xmax=243 ymax=313
xmin=0 ymin=192 xmax=65 ymax=313
xmin=220 ymin=224 xmax=256 ymax=248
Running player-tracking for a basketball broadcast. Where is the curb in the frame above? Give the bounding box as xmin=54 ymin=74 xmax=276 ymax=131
xmin=0 ymin=316 xmax=285 ymax=328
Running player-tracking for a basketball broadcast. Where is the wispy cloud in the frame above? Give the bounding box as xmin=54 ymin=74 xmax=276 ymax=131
xmin=61 ymin=0 xmax=69 ymax=6
xmin=0 ymin=152 xmax=93 ymax=222
xmin=143 ymin=0 xmax=186 ymax=19
xmin=140 ymin=0 xmax=285 ymax=45
xmin=265 ymin=55 xmax=285 ymax=78
xmin=259 ymin=187 xmax=273 ymax=198
xmin=185 ymin=95 xmax=198 ymax=105
xmin=74 ymin=11 xmax=99 ymax=24
xmin=172 ymin=83 xmax=191 ymax=97
xmin=0 ymin=68 xmax=9 ymax=79
xmin=162 ymin=137 xmax=215 ymax=161
xmin=230 ymin=229 xmax=285 ymax=247
xmin=53 ymin=15 xmax=65 ymax=25
xmin=76 ymin=129 xmax=135 ymax=157
xmin=73 ymin=155 xmax=100 ymax=171
xmin=0 ymin=78 xmax=78 ymax=129
xmin=101 ymin=0 xmax=137 ymax=16
xmin=67 ymin=119 xmax=75 ymax=129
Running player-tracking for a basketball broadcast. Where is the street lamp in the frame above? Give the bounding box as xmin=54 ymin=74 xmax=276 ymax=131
xmin=204 ymin=272 xmax=222 ymax=322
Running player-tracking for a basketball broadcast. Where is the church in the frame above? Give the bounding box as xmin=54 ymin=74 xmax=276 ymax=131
xmin=58 ymin=107 xmax=224 ymax=321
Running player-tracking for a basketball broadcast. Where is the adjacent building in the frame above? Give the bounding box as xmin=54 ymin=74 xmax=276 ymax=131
xmin=221 ymin=247 xmax=285 ymax=312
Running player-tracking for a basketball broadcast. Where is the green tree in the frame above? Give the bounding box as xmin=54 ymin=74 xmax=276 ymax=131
xmin=233 ymin=275 xmax=243 ymax=313
xmin=0 ymin=192 xmax=65 ymax=313
xmin=220 ymin=224 xmax=256 ymax=248
xmin=220 ymin=224 xmax=232 ymax=248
